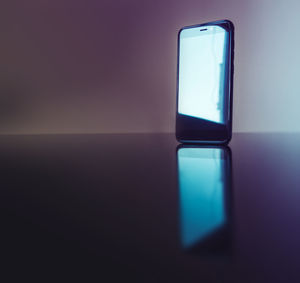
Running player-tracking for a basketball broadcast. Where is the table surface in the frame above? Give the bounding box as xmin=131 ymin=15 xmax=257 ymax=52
xmin=2 ymin=133 xmax=300 ymax=282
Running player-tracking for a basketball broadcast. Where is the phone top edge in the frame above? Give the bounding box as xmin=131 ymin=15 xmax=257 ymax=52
xmin=178 ymin=19 xmax=234 ymax=36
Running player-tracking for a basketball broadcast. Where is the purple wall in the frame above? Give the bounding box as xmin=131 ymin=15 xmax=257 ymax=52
xmin=1 ymin=0 xmax=300 ymax=134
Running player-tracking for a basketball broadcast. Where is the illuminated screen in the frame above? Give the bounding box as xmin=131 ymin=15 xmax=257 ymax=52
xmin=178 ymin=26 xmax=227 ymax=124
xmin=178 ymin=148 xmax=226 ymax=249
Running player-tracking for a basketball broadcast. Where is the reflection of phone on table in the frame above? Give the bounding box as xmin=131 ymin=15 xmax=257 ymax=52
xmin=177 ymin=145 xmax=232 ymax=254
xmin=176 ymin=20 xmax=234 ymax=144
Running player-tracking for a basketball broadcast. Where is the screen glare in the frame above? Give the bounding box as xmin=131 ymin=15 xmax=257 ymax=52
xmin=178 ymin=26 xmax=227 ymax=124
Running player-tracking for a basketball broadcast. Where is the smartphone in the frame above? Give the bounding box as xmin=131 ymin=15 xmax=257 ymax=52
xmin=176 ymin=20 xmax=234 ymax=144
xmin=177 ymin=145 xmax=232 ymax=254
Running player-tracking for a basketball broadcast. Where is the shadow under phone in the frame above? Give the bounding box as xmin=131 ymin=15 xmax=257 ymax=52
xmin=177 ymin=145 xmax=233 ymax=256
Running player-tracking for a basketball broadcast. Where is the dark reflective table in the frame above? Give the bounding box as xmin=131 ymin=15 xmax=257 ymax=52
xmin=1 ymin=133 xmax=300 ymax=282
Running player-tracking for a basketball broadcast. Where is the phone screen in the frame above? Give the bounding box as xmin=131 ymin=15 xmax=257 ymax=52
xmin=177 ymin=147 xmax=230 ymax=250
xmin=178 ymin=26 xmax=227 ymax=124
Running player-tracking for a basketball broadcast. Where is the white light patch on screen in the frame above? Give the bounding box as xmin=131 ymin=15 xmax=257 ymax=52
xmin=178 ymin=26 xmax=226 ymax=124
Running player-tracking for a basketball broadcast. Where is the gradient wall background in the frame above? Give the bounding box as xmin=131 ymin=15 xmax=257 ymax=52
xmin=1 ymin=0 xmax=300 ymax=134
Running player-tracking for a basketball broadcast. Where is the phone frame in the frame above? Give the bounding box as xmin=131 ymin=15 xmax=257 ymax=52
xmin=176 ymin=19 xmax=234 ymax=144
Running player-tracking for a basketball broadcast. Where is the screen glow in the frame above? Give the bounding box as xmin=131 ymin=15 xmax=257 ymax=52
xmin=178 ymin=26 xmax=227 ymax=124
xmin=178 ymin=147 xmax=226 ymax=249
